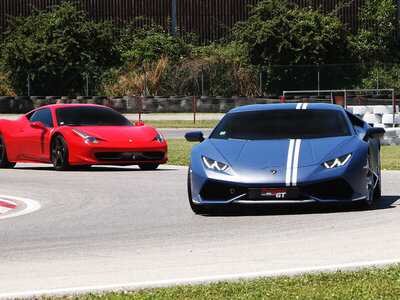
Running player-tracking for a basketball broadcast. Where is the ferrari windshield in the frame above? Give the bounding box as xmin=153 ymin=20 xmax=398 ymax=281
xmin=56 ymin=106 xmax=133 ymax=126
xmin=210 ymin=109 xmax=351 ymax=140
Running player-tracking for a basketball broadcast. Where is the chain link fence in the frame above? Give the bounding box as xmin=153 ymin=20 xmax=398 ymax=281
xmin=1 ymin=63 xmax=400 ymax=116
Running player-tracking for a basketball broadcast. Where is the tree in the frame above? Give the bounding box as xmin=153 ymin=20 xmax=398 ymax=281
xmin=118 ymin=20 xmax=194 ymax=64
xmin=352 ymin=0 xmax=398 ymax=63
xmin=0 ymin=2 xmax=119 ymax=95
xmin=232 ymin=0 xmax=352 ymax=66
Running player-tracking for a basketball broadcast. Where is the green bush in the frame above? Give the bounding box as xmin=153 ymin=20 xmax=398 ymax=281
xmin=352 ymin=0 xmax=399 ymax=63
xmin=118 ymin=20 xmax=194 ymax=65
xmin=0 ymin=2 xmax=119 ymax=95
xmin=232 ymin=0 xmax=352 ymax=66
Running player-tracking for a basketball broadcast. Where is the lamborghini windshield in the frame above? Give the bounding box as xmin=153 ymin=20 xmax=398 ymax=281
xmin=56 ymin=106 xmax=133 ymax=126
xmin=210 ymin=109 xmax=351 ymax=140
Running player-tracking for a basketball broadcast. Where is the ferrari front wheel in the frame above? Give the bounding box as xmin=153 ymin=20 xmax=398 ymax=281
xmin=51 ymin=135 xmax=70 ymax=171
xmin=138 ymin=163 xmax=159 ymax=170
xmin=0 ymin=133 xmax=16 ymax=168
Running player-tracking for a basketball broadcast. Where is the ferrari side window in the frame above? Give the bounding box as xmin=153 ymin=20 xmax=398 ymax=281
xmin=30 ymin=108 xmax=54 ymax=128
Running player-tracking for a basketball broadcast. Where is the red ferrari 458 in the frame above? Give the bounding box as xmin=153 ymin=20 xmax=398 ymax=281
xmin=0 ymin=104 xmax=167 ymax=170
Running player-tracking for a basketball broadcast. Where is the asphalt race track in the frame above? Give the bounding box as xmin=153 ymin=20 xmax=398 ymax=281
xmin=0 ymin=164 xmax=400 ymax=298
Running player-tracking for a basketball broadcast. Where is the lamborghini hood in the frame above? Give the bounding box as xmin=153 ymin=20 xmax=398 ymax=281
xmin=71 ymin=126 xmax=159 ymax=143
xmin=209 ymin=137 xmax=352 ymax=169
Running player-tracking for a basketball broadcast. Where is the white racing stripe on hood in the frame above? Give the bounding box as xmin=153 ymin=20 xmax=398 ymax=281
xmin=285 ymin=103 xmax=307 ymax=186
xmin=291 ymin=139 xmax=301 ymax=186
xmin=285 ymin=139 xmax=295 ymax=186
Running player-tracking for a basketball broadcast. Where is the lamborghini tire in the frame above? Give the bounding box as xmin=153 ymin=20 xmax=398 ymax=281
xmin=187 ymin=168 xmax=210 ymax=214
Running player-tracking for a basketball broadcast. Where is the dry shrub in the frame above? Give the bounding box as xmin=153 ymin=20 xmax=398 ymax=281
xmin=102 ymin=56 xmax=259 ymax=97
xmin=0 ymin=74 xmax=16 ymax=96
xmin=103 ymin=57 xmax=169 ymax=96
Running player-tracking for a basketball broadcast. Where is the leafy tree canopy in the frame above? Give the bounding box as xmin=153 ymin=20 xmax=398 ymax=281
xmin=352 ymin=0 xmax=399 ymax=63
xmin=232 ymin=0 xmax=352 ymax=65
xmin=1 ymin=2 xmax=119 ymax=72
xmin=118 ymin=20 xmax=194 ymax=64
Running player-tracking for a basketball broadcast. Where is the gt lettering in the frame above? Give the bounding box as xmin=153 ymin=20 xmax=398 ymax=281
xmin=261 ymin=189 xmax=287 ymax=198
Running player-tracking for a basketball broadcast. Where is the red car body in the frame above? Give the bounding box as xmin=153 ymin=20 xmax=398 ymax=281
xmin=0 ymin=104 xmax=167 ymax=170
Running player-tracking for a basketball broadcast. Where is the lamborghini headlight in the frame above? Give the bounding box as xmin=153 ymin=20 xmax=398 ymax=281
xmin=72 ymin=129 xmax=99 ymax=144
xmin=202 ymin=156 xmax=229 ymax=171
xmin=323 ymin=153 xmax=352 ymax=169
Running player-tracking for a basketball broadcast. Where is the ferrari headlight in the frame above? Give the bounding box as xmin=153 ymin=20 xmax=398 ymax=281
xmin=153 ymin=129 xmax=164 ymax=143
xmin=202 ymin=156 xmax=229 ymax=171
xmin=323 ymin=153 xmax=352 ymax=169
xmin=72 ymin=129 xmax=99 ymax=144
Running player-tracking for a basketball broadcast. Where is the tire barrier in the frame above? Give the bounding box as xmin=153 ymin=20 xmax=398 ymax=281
xmin=0 ymin=95 xmax=286 ymax=114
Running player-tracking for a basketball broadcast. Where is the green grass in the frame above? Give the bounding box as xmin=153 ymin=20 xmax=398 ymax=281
xmin=166 ymin=139 xmax=197 ymax=166
xmin=47 ymin=264 xmax=400 ymax=299
xmin=381 ymin=145 xmax=400 ymax=170
xmin=168 ymin=140 xmax=400 ymax=170
xmin=135 ymin=120 xmax=218 ymax=128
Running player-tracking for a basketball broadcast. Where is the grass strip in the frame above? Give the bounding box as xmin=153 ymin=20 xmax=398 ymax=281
xmin=131 ymin=120 xmax=218 ymax=128
xmin=166 ymin=138 xmax=197 ymax=166
xmin=46 ymin=264 xmax=400 ymax=299
xmin=167 ymin=140 xmax=400 ymax=170
xmin=381 ymin=145 xmax=400 ymax=170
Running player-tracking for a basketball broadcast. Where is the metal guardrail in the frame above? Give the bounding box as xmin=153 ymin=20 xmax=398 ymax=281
xmin=282 ymin=89 xmax=397 ymax=127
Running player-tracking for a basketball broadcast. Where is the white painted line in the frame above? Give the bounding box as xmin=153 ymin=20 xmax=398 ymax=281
xmin=0 ymin=195 xmax=40 ymax=220
xmin=1 ymin=258 xmax=400 ymax=299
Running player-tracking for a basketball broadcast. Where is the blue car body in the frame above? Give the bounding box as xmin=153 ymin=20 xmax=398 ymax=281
xmin=186 ymin=103 xmax=385 ymax=214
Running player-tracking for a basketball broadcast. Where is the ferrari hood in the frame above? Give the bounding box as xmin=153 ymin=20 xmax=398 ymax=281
xmin=209 ymin=136 xmax=352 ymax=169
xmin=71 ymin=126 xmax=159 ymax=143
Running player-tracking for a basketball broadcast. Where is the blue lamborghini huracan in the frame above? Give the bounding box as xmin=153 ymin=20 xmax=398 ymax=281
xmin=185 ymin=103 xmax=385 ymax=214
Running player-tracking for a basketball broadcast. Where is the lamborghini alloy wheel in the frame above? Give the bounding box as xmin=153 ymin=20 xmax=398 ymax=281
xmin=363 ymin=154 xmax=375 ymax=207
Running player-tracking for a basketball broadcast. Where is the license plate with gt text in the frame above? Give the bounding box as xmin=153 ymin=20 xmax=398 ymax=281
xmin=249 ymin=188 xmax=299 ymax=200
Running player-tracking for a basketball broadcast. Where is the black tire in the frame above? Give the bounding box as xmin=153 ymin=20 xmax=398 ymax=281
xmin=187 ymin=168 xmax=210 ymax=214
xmin=138 ymin=163 xmax=159 ymax=170
xmin=0 ymin=133 xmax=16 ymax=168
xmin=51 ymin=135 xmax=70 ymax=171
xmin=374 ymin=151 xmax=382 ymax=200
xmin=359 ymin=154 xmax=376 ymax=208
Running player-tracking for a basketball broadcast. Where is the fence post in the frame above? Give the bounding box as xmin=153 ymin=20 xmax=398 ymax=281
xmin=193 ymin=95 xmax=196 ymax=124
xmin=259 ymin=65 xmax=263 ymax=96
xmin=201 ymin=65 xmax=204 ymax=96
xmin=139 ymin=95 xmax=142 ymax=121
xmin=142 ymin=65 xmax=147 ymax=97
xmin=27 ymin=70 xmax=31 ymax=97
xmin=376 ymin=63 xmax=380 ymax=92
xmin=317 ymin=63 xmax=320 ymax=95
xmin=172 ymin=0 xmax=177 ymax=38
xmin=392 ymin=90 xmax=396 ymax=128
xmin=85 ymin=70 xmax=89 ymax=96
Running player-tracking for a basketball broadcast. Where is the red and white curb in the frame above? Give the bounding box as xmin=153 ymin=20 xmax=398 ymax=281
xmin=0 ymin=198 xmax=17 ymax=214
xmin=0 ymin=195 xmax=40 ymax=219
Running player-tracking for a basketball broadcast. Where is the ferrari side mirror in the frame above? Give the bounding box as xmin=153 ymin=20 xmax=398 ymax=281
xmin=30 ymin=122 xmax=48 ymax=131
xmin=185 ymin=131 xmax=204 ymax=142
xmin=135 ymin=121 xmax=144 ymax=126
